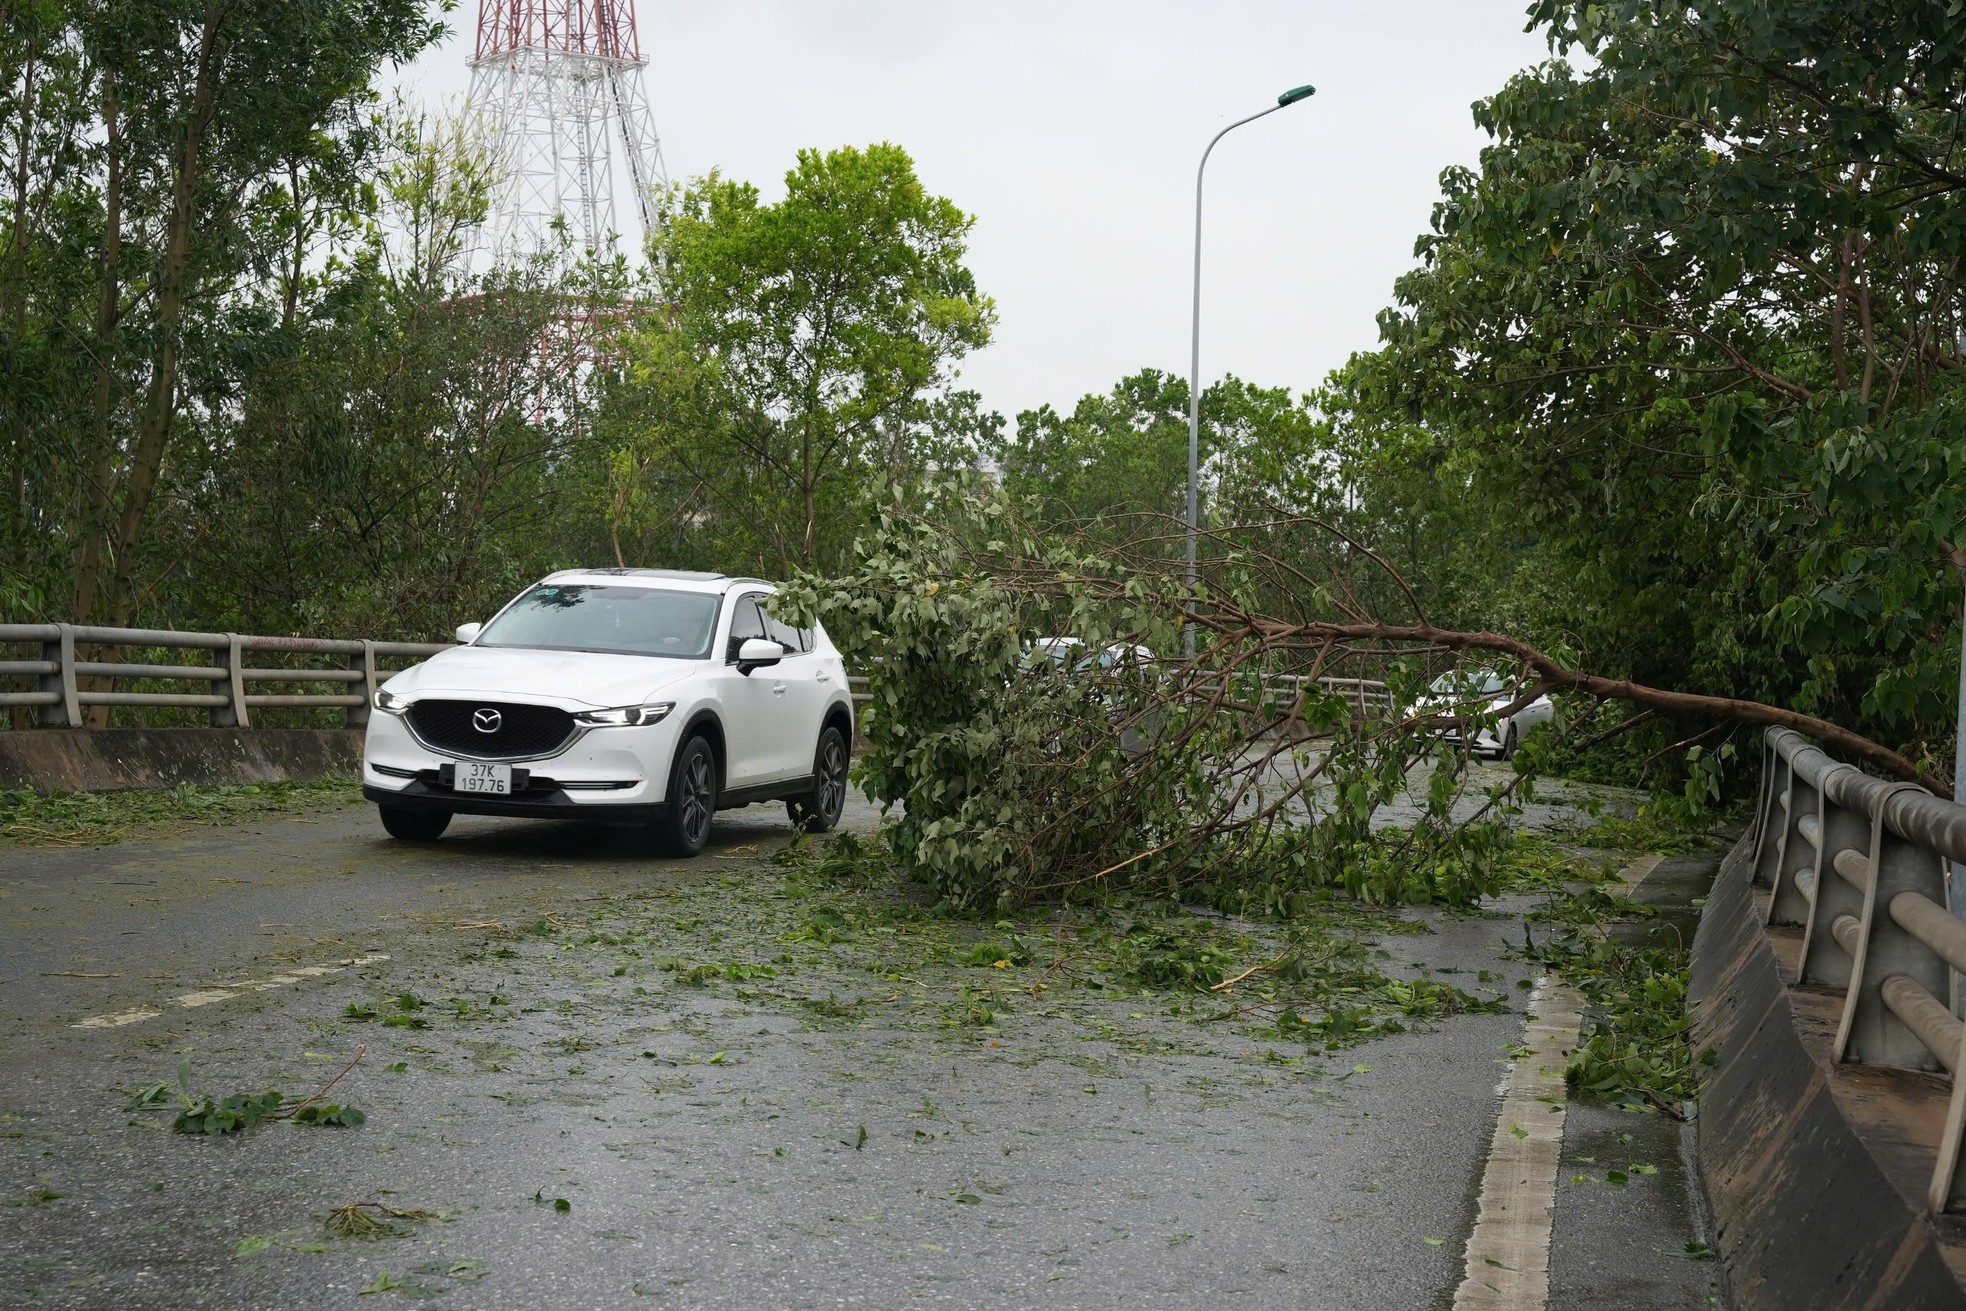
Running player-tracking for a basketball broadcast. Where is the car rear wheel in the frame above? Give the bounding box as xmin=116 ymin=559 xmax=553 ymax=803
xmin=653 ymin=736 xmax=717 ymax=857
xmin=379 ymin=805 xmax=451 ymax=841
xmin=787 ymin=726 xmax=848 ymax=833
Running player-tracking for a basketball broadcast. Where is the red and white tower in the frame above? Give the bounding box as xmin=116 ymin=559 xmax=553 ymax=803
xmin=466 ymin=0 xmax=668 ymax=261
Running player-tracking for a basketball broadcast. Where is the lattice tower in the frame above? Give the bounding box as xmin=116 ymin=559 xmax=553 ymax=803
xmin=466 ymin=0 xmax=668 ymax=262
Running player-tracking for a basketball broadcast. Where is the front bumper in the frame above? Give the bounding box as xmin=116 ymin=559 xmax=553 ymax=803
xmin=362 ymin=700 xmax=677 ymax=813
xmin=363 ymin=779 xmax=667 ymax=823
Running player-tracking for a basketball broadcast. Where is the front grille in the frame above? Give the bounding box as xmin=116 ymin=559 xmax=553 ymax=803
xmin=407 ymin=699 xmax=576 ymax=759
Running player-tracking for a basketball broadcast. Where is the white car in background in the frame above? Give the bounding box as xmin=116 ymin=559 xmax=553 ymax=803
xmin=360 ymin=569 xmax=856 ymax=856
xmin=1409 ymin=669 xmax=1553 ymax=760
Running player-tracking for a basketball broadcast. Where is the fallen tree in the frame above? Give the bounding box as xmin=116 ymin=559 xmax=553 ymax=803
xmin=778 ymin=479 xmax=1941 ymax=912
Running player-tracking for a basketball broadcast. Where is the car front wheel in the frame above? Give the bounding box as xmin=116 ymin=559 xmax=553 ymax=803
xmin=379 ymin=805 xmax=451 ymax=841
xmin=788 ymin=726 xmax=848 ymax=833
xmin=1499 ymin=722 xmax=1519 ymax=761
xmin=653 ymin=736 xmax=718 ymax=857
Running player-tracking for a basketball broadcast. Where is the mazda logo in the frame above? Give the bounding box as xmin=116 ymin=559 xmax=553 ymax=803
xmin=472 ymin=708 xmax=503 ymax=734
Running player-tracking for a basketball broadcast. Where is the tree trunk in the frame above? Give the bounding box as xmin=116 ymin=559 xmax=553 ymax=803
xmin=3 ymin=47 xmax=36 ymax=567
xmin=1238 ymin=613 xmax=1943 ymax=795
xmin=104 ymin=9 xmax=227 ymax=628
xmin=71 ymin=66 xmax=121 ymax=625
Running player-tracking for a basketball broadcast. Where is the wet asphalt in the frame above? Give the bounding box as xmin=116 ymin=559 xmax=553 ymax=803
xmin=1 ymin=784 xmax=1722 ymax=1310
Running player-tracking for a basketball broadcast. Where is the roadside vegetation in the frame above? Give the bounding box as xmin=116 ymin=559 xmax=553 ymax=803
xmin=0 ymin=777 xmax=361 ymax=846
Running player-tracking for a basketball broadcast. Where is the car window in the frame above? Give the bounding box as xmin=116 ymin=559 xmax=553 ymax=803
xmin=1430 ymin=670 xmax=1506 ymax=697
xmin=727 ymin=595 xmax=767 ymax=661
xmin=476 ymin=585 xmax=720 ymax=659
xmin=761 ymin=604 xmax=807 ymax=655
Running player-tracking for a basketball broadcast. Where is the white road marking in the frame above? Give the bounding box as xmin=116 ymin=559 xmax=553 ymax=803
xmin=1453 ymin=976 xmax=1586 ymax=1310
xmin=72 ymin=953 xmax=390 ymax=1029
xmin=1452 ymin=854 xmax=1667 ymax=1310
xmin=73 ymin=1008 xmax=161 ymax=1030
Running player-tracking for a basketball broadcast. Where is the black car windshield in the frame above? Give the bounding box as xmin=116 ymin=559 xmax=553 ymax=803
xmin=476 ymin=585 xmax=721 ymax=659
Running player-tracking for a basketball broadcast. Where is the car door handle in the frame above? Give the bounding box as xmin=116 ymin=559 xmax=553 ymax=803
xmin=815 ymin=670 xmax=830 ymax=683
xmin=772 ymin=683 xmax=787 ymax=696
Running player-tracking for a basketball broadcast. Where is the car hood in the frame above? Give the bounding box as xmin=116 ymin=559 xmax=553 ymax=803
xmin=382 ymin=646 xmax=702 ymax=710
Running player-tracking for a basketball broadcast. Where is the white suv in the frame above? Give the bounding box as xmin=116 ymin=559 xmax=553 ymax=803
xmin=360 ymin=569 xmax=855 ymax=855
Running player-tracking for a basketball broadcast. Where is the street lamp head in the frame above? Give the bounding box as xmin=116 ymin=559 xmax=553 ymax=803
xmin=1276 ymin=83 xmax=1317 ymax=107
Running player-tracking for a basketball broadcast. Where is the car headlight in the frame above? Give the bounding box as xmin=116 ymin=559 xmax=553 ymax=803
xmin=573 ymin=701 xmax=675 ymax=727
xmin=373 ymin=688 xmax=413 ymax=714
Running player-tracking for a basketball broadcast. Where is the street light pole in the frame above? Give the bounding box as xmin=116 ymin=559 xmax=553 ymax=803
xmin=1185 ymin=82 xmax=1316 ymax=658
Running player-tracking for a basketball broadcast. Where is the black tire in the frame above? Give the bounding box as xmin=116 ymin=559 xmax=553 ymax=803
xmin=379 ymin=805 xmax=451 ymax=841
xmin=1499 ymin=722 xmax=1519 ymax=762
xmin=653 ymin=735 xmax=718 ymax=857
xmin=787 ymin=726 xmax=849 ymax=834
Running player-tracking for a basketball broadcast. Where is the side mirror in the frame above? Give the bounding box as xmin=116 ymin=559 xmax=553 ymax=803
xmin=736 ymin=637 xmax=783 ymax=673
xmin=455 ymin=622 xmax=483 ymax=644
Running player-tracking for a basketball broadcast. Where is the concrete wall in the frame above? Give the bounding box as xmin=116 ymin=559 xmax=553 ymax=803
xmin=1690 ymin=836 xmax=1966 ymax=1309
xmin=0 ymin=728 xmax=361 ymax=793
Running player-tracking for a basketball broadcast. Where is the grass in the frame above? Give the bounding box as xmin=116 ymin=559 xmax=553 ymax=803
xmin=0 ymin=777 xmax=362 ymax=846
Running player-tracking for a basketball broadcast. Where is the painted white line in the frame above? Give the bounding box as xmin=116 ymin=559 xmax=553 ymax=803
xmin=71 ymin=953 xmax=389 ymax=1030
xmin=1452 ymin=976 xmax=1587 ymax=1310
xmin=1451 ymin=854 xmax=1668 ymax=1310
xmin=73 ymin=1008 xmax=162 ymax=1030
xmin=1616 ymin=853 xmax=1665 ymax=893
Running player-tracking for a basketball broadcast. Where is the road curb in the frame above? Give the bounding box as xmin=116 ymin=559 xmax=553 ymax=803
xmin=0 ymin=726 xmax=360 ymax=793
xmin=1690 ymin=834 xmax=1966 ymax=1309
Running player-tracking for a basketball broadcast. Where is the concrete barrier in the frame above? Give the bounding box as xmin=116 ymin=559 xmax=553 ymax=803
xmin=1690 ymin=835 xmax=1966 ymax=1309
xmin=0 ymin=728 xmax=360 ymax=793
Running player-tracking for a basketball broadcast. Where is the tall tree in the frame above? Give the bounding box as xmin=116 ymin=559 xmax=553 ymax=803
xmin=622 ymin=143 xmax=996 ymax=573
xmin=1352 ymin=0 xmax=1966 ymax=768
xmin=0 ymin=0 xmax=444 ymax=627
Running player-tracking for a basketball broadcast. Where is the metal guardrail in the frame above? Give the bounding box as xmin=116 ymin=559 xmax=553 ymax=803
xmin=1752 ymin=726 xmax=1966 ymax=1213
xmin=1263 ymin=674 xmax=1394 ymax=717
xmin=0 ymin=622 xmax=1357 ymax=728
xmin=0 ymin=623 xmax=449 ymax=729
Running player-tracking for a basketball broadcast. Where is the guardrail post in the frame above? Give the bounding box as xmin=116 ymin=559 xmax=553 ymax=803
xmin=1752 ymin=733 xmax=1795 ymax=890
xmin=1835 ymin=783 xmax=1951 ymax=1070
xmin=1931 ymin=1034 xmax=1966 ymax=1212
xmin=1768 ymin=750 xmax=1822 ymax=925
xmin=345 ymin=640 xmax=375 ymax=729
xmin=1800 ymin=776 xmax=1871 ymax=988
xmin=1749 ymin=733 xmax=1780 ymax=879
xmin=36 ymin=624 xmax=79 ymax=727
xmin=210 ymin=634 xmax=248 ymax=729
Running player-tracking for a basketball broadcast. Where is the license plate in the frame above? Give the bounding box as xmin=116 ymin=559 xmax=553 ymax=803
xmin=452 ymin=761 xmax=513 ymax=795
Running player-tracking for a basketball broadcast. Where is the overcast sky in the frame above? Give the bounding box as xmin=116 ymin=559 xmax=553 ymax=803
xmin=393 ymin=1 xmax=1552 ymax=424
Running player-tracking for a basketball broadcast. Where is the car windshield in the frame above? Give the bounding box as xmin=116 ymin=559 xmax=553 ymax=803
xmin=1074 ymin=645 xmax=1152 ymax=673
xmin=1020 ymin=638 xmax=1081 ymax=671
xmin=476 ymin=585 xmax=721 ymax=659
xmin=1429 ymin=671 xmax=1506 ymax=697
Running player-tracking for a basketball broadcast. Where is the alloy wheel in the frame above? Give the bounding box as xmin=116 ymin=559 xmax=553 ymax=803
xmin=680 ymin=752 xmax=713 ymax=846
xmin=817 ymin=736 xmax=847 ymax=821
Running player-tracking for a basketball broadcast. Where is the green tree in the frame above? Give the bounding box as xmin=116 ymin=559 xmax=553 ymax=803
xmin=997 ymin=369 xmax=1320 ymax=561
xmin=0 ymin=0 xmax=445 ymax=628
xmin=166 ymin=109 xmax=631 ymax=640
xmin=609 ymin=142 xmax=995 ymax=574
xmin=1351 ymin=0 xmax=1966 ymax=771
